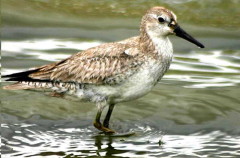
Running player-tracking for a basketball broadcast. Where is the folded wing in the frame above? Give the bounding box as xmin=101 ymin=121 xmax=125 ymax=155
xmin=3 ymin=42 xmax=143 ymax=89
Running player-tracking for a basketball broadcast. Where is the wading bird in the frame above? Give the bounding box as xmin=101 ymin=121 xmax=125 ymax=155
xmin=3 ymin=6 xmax=204 ymax=133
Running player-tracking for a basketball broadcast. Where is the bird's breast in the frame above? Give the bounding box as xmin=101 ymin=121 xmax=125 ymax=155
xmin=113 ymin=59 xmax=172 ymax=103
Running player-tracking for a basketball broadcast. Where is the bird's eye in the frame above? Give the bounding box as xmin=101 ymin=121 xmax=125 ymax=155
xmin=158 ymin=17 xmax=165 ymax=23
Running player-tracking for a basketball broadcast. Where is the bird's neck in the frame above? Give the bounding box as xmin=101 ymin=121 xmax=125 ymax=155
xmin=139 ymin=28 xmax=173 ymax=59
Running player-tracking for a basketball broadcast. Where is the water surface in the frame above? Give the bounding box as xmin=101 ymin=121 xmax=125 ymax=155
xmin=1 ymin=0 xmax=240 ymax=157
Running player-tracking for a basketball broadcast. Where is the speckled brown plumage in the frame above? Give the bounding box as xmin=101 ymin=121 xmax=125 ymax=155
xmin=28 ymin=39 xmax=144 ymax=85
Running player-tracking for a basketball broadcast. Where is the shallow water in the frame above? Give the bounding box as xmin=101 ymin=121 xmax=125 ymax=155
xmin=1 ymin=0 xmax=240 ymax=158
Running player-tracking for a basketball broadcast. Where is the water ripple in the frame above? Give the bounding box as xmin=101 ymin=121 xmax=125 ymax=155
xmin=2 ymin=121 xmax=240 ymax=158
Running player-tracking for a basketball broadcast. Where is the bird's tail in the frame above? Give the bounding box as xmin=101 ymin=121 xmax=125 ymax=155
xmin=2 ymin=68 xmax=50 ymax=90
xmin=2 ymin=59 xmax=69 ymax=90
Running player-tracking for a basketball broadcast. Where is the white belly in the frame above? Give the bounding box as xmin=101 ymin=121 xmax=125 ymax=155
xmin=115 ymin=60 xmax=170 ymax=102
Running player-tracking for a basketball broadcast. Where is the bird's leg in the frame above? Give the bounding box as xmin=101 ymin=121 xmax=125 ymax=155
xmin=93 ymin=102 xmax=115 ymax=133
xmin=103 ymin=104 xmax=115 ymax=128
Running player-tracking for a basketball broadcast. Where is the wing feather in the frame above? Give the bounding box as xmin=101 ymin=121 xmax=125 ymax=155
xmin=28 ymin=42 xmax=143 ymax=85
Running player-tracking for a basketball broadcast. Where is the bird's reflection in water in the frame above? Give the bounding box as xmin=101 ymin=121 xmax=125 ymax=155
xmin=94 ymin=134 xmax=131 ymax=157
xmin=61 ymin=133 xmax=132 ymax=158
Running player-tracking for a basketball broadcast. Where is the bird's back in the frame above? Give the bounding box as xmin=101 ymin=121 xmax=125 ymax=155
xmin=2 ymin=36 xmax=144 ymax=91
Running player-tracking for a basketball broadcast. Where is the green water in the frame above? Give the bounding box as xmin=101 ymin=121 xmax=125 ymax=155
xmin=1 ymin=0 xmax=240 ymax=157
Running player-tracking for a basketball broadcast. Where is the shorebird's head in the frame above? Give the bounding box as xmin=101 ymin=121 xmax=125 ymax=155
xmin=142 ymin=6 xmax=204 ymax=48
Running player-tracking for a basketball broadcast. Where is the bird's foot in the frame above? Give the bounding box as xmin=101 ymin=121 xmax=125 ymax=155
xmin=93 ymin=122 xmax=115 ymax=133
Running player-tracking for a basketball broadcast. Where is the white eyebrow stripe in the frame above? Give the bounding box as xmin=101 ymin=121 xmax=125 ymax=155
xmin=149 ymin=14 xmax=171 ymax=23
xmin=149 ymin=14 xmax=158 ymax=19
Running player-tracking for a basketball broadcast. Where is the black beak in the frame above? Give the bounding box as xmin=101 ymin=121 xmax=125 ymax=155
xmin=174 ymin=25 xmax=205 ymax=48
